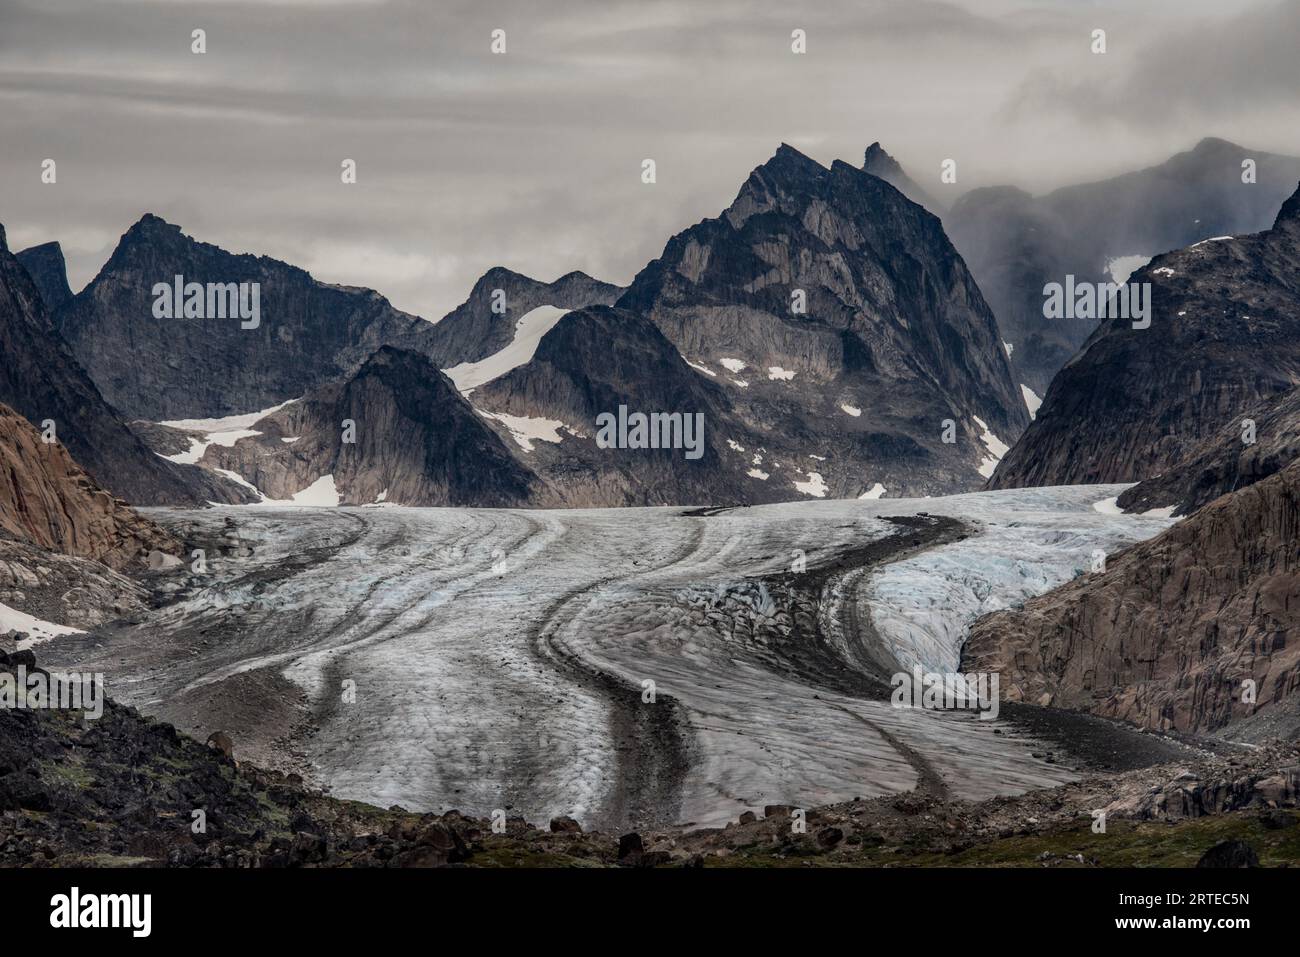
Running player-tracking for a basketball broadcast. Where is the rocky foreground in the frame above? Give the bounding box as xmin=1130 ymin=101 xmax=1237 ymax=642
xmin=2 ymin=648 xmax=1297 ymax=868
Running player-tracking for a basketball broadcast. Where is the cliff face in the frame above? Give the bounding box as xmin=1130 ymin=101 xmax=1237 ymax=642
xmin=989 ymin=182 xmax=1300 ymax=491
xmin=964 ymin=460 xmax=1300 ymax=736
xmin=948 ymin=138 xmax=1300 ymax=394
xmin=0 ymin=222 xmax=249 ymax=506
xmin=0 ymin=403 xmax=175 ymax=570
xmin=15 ymin=241 xmax=73 ymax=313
xmin=200 ymin=347 xmax=545 ymax=507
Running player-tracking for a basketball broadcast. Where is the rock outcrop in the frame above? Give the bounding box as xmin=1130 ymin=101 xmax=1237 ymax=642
xmin=964 ymin=460 xmax=1300 ymax=736
xmin=989 ymin=182 xmax=1300 ymax=491
xmin=948 ymin=138 xmax=1300 ymax=393
xmin=0 ymin=403 xmax=176 ymax=569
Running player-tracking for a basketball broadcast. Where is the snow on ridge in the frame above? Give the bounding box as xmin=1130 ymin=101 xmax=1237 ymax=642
xmin=159 ymin=398 xmax=300 ymax=464
xmin=444 ymin=306 xmax=568 ymax=393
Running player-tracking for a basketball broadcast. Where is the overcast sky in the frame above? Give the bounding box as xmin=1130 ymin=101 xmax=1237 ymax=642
xmin=3 ymin=0 xmax=1299 ymax=319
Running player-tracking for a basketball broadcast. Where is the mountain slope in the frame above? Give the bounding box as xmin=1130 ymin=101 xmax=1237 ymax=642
xmin=948 ymin=138 xmax=1300 ymax=393
xmin=1117 ymin=385 xmax=1300 ymax=517
xmin=0 ymin=223 xmax=251 ymax=506
xmin=989 ymin=182 xmax=1300 ymax=491
xmin=200 ymin=347 xmax=545 ymax=507
xmin=965 ymin=460 xmax=1300 ymax=737
xmin=471 ymin=305 xmax=770 ymax=506
xmin=612 ymin=144 xmax=1027 ymax=498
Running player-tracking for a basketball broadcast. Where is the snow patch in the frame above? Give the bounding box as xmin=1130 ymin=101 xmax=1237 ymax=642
xmin=972 ymin=416 xmax=1010 ymax=480
xmin=1106 ymin=254 xmax=1152 ymax=284
xmin=683 ymin=358 xmax=718 ymax=377
xmin=0 ymin=601 xmax=83 ymax=648
xmin=858 ymin=482 xmax=886 ymax=500
xmin=840 ymin=404 xmax=861 ymax=417
xmin=747 ymin=468 xmax=770 ymax=480
xmin=793 ymin=471 xmax=827 ymax=498
xmin=477 ymin=409 xmax=566 ymax=452
xmin=767 ymin=366 xmax=796 ymax=381
xmin=1020 ymin=384 xmax=1042 ymax=419
xmin=719 ymin=358 xmax=747 ymax=373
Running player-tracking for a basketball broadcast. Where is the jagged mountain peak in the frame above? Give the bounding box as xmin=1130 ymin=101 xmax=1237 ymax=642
xmin=16 ymin=240 xmax=73 ymax=313
xmin=863 ymin=141 xmax=902 ymax=175
xmin=0 ymin=223 xmax=7 ymax=253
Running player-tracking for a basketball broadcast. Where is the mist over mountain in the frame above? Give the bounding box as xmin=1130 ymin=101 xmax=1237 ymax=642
xmin=989 ymin=180 xmax=1300 ymax=492
xmin=947 ymin=138 xmax=1300 ymax=394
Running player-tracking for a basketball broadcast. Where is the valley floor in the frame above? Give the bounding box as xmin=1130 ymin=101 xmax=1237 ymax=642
xmin=37 ymin=486 xmax=1185 ymax=834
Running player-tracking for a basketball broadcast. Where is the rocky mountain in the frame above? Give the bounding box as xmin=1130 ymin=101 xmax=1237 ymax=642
xmin=0 ymin=222 xmax=251 ymax=506
xmin=948 ymin=138 xmax=1300 ymax=393
xmin=15 ymin=241 xmax=73 ymax=313
xmin=607 ymin=143 xmax=1027 ymax=499
xmin=53 ymin=214 xmax=624 ymax=424
xmin=0 ymin=402 xmax=175 ymax=570
xmin=861 ymin=142 xmax=942 ymax=212
xmin=199 ymin=347 xmax=545 ymax=507
xmin=424 ymin=266 xmax=623 ymax=366
xmin=988 ymin=182 xmax=1300 ymax=491
xmin=964 ymin=460 xmax=1300 ymax=738
xmin=471 ymin=305 xmax=771 ymax=506
xmin=54 ymin=214 xmax=446 ymax=422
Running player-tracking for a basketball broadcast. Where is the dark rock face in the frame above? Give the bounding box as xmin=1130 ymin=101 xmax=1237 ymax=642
xmin=424 ymin=266 xmax=623 ymax=366
xmin=1197 ymin=841 xmax=1260 ymax=868
xmin=15 ymin=241 xmax=73 ymax=313
xmin=0 ymin=223 xmax=249 ymax=506
xmin=202 ymin=347 xmax=544 ymax=507
xmin=948 ymin=138 xmax=1300 ymax=393
xmin=1118 ymin=386 xmax=1300 ymax=516
xmin=965 ymin=460 xmax=1300 ymax=736
xmin=473 ymin=306 xmax=768 ymax=506
xmin=990 ymin=182 xmax=1300 ymax=491
xmin=55 ymin=214 xmax=446 ymax=422
xmin=611 ymin=144 xmax=1026 ymax=498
